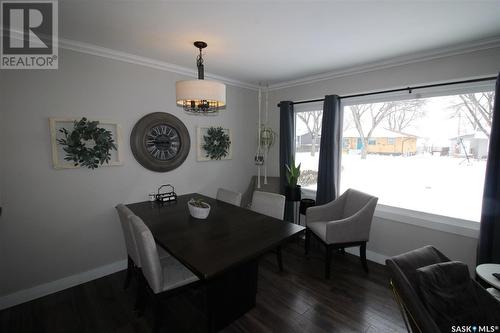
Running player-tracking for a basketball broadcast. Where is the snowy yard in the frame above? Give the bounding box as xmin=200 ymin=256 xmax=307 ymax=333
xmin=296 ymin=151 xmax=486 ymax=222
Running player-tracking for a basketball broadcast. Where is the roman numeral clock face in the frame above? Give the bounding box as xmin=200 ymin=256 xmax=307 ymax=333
xmin=145 ymin=125 xmax=180 ymax=161
xmin=130 ymin=112 xmax=190 ymax=172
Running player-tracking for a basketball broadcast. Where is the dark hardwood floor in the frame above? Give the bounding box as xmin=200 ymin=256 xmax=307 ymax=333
xmin=0 ymin=240 xmax=406 ymax=333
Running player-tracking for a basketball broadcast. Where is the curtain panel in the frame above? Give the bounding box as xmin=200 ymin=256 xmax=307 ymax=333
xmin=478 ymin=73 xmax=500 ymax=264
xmin=316 ymin=95 xmax=342 ymax=205
xmin=279 ymin=101 xmax=294 ymax=221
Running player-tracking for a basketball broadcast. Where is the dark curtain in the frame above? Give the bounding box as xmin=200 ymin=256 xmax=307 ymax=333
xmin=279 ymin=101 xmax=294 ymax=221
xmin=477 ymin=73 xmax=500 ymax=264
xmin=316 ymin=95 xmax=342 ymax=205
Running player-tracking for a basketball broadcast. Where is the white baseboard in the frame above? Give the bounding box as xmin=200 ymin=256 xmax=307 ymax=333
xmin=0 ymin=247 xmax=388 ymax=311
xmin=0 ymin=259 xmax=127 ymax=311
xmin=345 ymin=247 xmax=389 ymax=265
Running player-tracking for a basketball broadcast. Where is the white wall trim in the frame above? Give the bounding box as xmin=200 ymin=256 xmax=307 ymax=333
xmin=268 ymin=37 xmax=500 ymax=91
xmin=0 ymin=28 xmax=259 ymax=91
xmin=6 ymin=27 xmax=497 ymax=93
xmin=0 ymin=259 xmax=127 ymax=311
xmin=59 ymin=38 xmax=260 ymax=91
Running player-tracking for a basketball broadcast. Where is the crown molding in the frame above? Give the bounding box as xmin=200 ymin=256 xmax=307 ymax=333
xmin=268 ymin=37 xmax=500 ymax=91
xmin=4 ymin=29 xmax=498 ymax=92
xmin=58 ymin=38 xmax=260 ymax=91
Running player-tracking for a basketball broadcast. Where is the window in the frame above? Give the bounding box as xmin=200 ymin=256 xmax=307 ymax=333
xmin=295 ymin=103 xmax=323 ymax=191
xmin=340 ymin=84 xmax=495 ymax=222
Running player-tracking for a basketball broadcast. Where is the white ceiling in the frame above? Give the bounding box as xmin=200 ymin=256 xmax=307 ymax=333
xmin=60 ymin=0 xmax=500 ymax=86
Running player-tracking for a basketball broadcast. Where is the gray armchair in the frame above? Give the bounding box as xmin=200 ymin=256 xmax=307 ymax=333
xmin=305 ymin=189 xmax=378 ymax=279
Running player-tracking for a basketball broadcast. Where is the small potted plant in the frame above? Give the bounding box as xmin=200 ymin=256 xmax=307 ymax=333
xmin=188 ymin=197 xmax=211 ymax=219
xmin=285 ymin=160 xmax=302 ymax=201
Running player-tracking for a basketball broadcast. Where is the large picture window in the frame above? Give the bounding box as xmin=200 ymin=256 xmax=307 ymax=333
xmin=294 ymin=83 xmax=495 ymax=222
xmin=341 ymin=85 xmax=495 ymax=222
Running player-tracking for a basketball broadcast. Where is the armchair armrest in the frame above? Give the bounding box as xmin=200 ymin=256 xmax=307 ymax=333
xmin=324 ymin=197 xmax=378 ymax=244
xmin=306 ymin=191 xmax=347 ymax=224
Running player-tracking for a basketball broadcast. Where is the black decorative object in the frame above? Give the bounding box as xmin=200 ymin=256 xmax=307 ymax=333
xmin=299 ymin=198 xmax=316 ymax=225
xmin=57 ymin=117 xmax=117 ymax=169
xmin=202 ymin=126 xmax=231 ymax=160
xmin=156 ymin=184 xmax=177 ymax=202
xmin=285 ymin=185 xmax=302 ymax=202
xmin=130 ymin=112 xmax=190 ymax=172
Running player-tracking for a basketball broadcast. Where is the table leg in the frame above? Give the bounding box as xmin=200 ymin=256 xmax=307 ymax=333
xmin=204 ymin=259 xmax=259 ymax=333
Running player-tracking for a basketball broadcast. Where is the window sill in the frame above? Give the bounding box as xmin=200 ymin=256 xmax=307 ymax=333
xmin=300 ymin=189 xmax=479 ymax=239
xmin=374 ymin=204 xmax=479 ymax=238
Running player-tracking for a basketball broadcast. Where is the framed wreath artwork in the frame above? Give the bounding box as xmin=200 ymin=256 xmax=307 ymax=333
xmin=49 ymin=117 xmax=123 ymax=169
xmin=197 ymin=126 xmax=232 ymax=161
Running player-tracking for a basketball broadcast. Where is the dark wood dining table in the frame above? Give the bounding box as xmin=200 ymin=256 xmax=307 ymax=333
xmin=127 ymin=193 xmax=304 ymax=332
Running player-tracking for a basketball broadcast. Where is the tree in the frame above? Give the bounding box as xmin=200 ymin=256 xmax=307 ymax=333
xmin=386 ymin=100 xmax=426 ymax=132
xmin=349 ymin=100 xmax=425 ymax=159
xmin=451 ymin=92 xmax=494 ymax=138
xmin=349 ymin=103 xmax=393 ymax=159
xmin=297 ymin=111 xmax=322 ymax=156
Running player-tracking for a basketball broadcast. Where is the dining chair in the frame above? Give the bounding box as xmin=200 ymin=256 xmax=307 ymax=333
xmin=241 ymin=175 xmax=281 ymax=208
xmin=216 ymin=188 xmax=242 ymax=206
xmin=251 ymin=191 xmax=286 ymax=271
xmin=305 ymin=189 xmax=378 ymax=279
xmin=115 ymin=204 xmax=170 ymax=290
xmin=251 ymin=191 xmax=285 ymax=219
xmin=130 ymin=215 xmax=200 ymax=332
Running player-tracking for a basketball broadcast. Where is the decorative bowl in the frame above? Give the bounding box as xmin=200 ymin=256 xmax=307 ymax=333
xmin=188 ymin=199 xmax=211 ymax=219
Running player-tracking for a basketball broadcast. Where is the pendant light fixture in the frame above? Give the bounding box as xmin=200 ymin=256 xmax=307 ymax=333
xmin=176 ymin=41 xmax=226 ymax=114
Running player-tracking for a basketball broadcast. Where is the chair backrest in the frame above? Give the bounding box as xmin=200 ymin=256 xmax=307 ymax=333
xmin=251 ymin=191 xmax=285 ymax=220
xmin=385 ymin=246 xmax=450 ymax=333
xmin=343 ymin=189 xmax=377 ymax=219
xmin=241 ymin=176 xmax=281 ymax=208
xmin=115 ymin=204 xmax=140 ymax=266
xmin=216 ymin=188 xmax=242 ymax=206
xmin=130 ymin=215 xmax=163 ymax=294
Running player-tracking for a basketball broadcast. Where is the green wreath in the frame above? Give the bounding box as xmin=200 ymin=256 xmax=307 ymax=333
xmin=57 ymin=118 xmax=117 ymax=169
xmin=202 ymin=126 xmax=231 ymax=160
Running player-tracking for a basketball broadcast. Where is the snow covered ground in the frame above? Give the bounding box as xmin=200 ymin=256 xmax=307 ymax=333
xmin=296 ymin=151 xmax=486 ymax=222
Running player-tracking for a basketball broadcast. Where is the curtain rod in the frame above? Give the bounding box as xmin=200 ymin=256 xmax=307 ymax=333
xmin=276 ymin=76 xmax=497 ymax=108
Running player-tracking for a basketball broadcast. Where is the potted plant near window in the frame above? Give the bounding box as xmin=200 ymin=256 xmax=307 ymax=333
xmin=285 ymin=160 xmax=301 ymax=201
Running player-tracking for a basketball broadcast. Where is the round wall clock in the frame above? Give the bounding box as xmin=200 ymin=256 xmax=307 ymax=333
xmin=130 ymin=112 xmax=190 ymax=172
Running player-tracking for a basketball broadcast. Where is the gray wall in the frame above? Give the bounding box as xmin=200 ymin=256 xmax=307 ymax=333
xmin=0 ymin=49 xmax=258 ymax=298
xmin=268 ymin=47 xmax=500 ymax=269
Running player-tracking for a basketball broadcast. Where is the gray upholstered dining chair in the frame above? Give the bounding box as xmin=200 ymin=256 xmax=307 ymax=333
xmin=305 ymin=189 xmax=378 ymax=279
xmin=251 ymin=191 xmax=286 ymax=271
xmin=241 ymin=175 xmax=281 ymax=208
xmin=115 ymin=204 xmax=170 ymax=289
xmin=216 ymin=188 xmax=242 ymax=206
xmin=251 ymin=191 xmax=285 ymax=220
xmin=130 ymin=215 xmax=199 ymax=332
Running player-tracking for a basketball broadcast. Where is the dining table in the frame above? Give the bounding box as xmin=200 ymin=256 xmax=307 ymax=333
xmin=127 ymin=193 xmax=304 ymax=333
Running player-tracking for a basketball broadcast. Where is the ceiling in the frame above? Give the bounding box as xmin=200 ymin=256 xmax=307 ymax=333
xmin=59 ymin=1 xmax=500 ymax=86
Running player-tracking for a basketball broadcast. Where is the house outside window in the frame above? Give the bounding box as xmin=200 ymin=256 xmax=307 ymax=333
xmin=293 ymin=82 xmax=495 ymax=223
xmin=340 ymin=82 xmax=495 ymax=222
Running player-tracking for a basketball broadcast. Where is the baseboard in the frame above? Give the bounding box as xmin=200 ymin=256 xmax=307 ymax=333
xmin=0 ymin=259 xmax=127 ymax=311
xmin=345 ymin=247 xmax=389 ymax=265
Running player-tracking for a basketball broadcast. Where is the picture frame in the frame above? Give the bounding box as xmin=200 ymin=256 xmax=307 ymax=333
xmin=49 ymin=117 xmax=123 ymax=169
xmin=197 ymin=126 xmax=233 ymax=161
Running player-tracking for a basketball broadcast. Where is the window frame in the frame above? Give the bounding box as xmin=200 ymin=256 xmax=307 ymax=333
xmin=294 ymin=80 xmax=495 ymax=237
